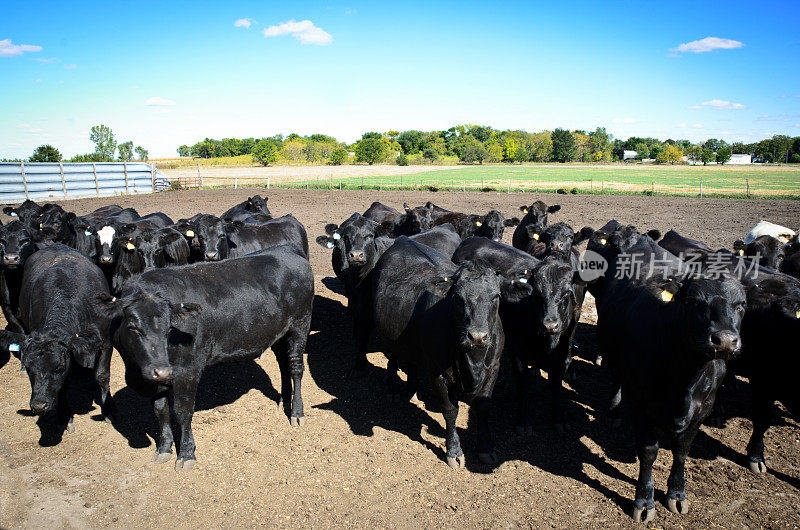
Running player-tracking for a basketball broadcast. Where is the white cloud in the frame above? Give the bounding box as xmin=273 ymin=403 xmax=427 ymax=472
xmin=612 ymin=117 xmax=636 ymax=123
xmin=34 ymin=57 xmax=57 ymax=63
xmin=0 ymin=38 xmax=42 ymax=57
xmin=671 ymin=37 xmax=744 ymax=54
xmin=234 ymin=18 xmax=254 ymax=29
xmin=145 ymin=96 xmax=176 ymax=106
xmin=64 ymin=63 xmax=76 ymax=69
xmin=153 ymin=108 xmax=170 ymax=114
xmin=263 ymin=19 xmax=332 ymax=45
xmin=16 ymin=124 xmax=30 ymax=128
xmin=688 ymin=99 xmax=746 ymax=110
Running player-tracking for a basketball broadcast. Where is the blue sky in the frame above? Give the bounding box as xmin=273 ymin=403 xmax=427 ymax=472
xmin=1 ymin=0 xmax=798 ymax=158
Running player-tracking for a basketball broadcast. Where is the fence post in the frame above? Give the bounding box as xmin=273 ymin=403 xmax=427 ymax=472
xmin=361 ymin=175 xmax=364 ymax=190
xmin=267 ymin=176 xmax=270 ymax=190
xmin=339 ymin=179 xmax=342 ymax=191
xmin=463 ymin=178 xmax=466 ymax=192
xmin=196 ymin=160 xmax=202 ymax=188
xmin=150 ymin=162 xmax=156 ymax=191
xmin=508 ymin=179 xmax=511 ymax=193
xmin=700 ymin=179 xmax=703 ymax=198
xmin=746 ymin=178 xmax=750 ymax=198
xmin=19 ymin=162 xmax=29 ymax=201
xmin=92 ymin=163 xmax=100 ymax=197
xmin=601 ymin=181 xmax=604 ymax=194
xmin=235 ymin=176 xmax=238 ymax=189
xmin=380 ymin=178 xmax=383 ymax=191
xmin=123 ymin=161 xmax=130 ymax=194
xmin=59 ymin=161 xmax=67 ymax=199
xmin=400 ymin=174 xmax=403 ymax=189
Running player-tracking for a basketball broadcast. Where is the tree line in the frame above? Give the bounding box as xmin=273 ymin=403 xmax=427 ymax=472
xmin=176 ymin=126 xmax=800 ymax=166
xmin=3 ymin=125 xmax=149 ymax=163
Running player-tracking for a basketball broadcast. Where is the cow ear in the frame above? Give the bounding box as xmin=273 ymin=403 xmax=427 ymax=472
xmin=376 ymin=221 xmax=393 ymax=237
xmin=733 ymin=239 xmax=746 ymax=252
xmin=324 ymin=223 xmax=339 ymax=236
xmin=526 ymin=224 xmax=541 ymax=241
xmin=162 ymin=233 xmax=189 ymax=264
xmin=646 ymin=229 xmax=662 ymax=241
xmin=501 ymin=270 xmax=534 ymax=302
xmin=547 ymin=205 xmax=561 ymax=214
xmin=96 ymin=293 xmax=122 ymax=318
xmin=316 ymin=235 xmax=335 ymax=249
xmin=0 ymin=330 xmax=26 ymax=360
xmin=574 ymin=226 xmax=595 ymax=245
xmin=519 ymin=205 xmax=529 ymax=214
xmin=2 ymin=207 xmax=15 ymax=215
xmin=504 ymin=217 xmax=520 ymax=227
xmin=170 ymin=303 xmax=201 ymax=321
xmin=650 ymin=277 xmax=683 ymax=303
xmin=69 ymin=330 xmax=103 ymax=369
xmin=429 ymin=275 xmax=454 ymax=297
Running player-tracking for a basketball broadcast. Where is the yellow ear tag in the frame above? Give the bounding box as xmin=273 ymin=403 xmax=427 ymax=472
xmin=661 ymin=290 xmax=673 ymax=303
xmin=475 ymin=221 xmax=482 ymax=227
xmin=126 ymin=242 xmax=135 ymax=250
xmin=600 ymin=238 xmax=607 ymax=245
xmin=185 ymin=230 xmax=195 ymax=237
xmin=523 ymin=208 xmax=528 ymax=214
xmin=795 ymin=310 xmax=800 ymax=319
xmin=532 ymin=233 xmax=540 ymax=240
xmin=738 ymin=249 xmax=744 ymax=256
xmin=39 ymin=223 xmax=43 ymax=229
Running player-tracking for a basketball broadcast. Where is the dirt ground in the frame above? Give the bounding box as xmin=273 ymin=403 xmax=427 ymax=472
xmin=1 ymin=188 xmax=799 ymax=529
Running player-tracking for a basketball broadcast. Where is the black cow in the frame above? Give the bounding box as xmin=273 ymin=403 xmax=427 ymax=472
xmin=223 ymin=211 xmax=273 ymax=224
xmin=527 ymin=222 xmax=594 ymax=264
xmin=175 ymin=214 xmax=227 ymax=262
xmin=733 ymin=235 xmax=785 ymax=271
xmin=512 ymin=200 xmax=560 ymax=251
xmin=3 ymin=200 xmax=44 ymax=226
xmin=3 ymin=245 xmax=116 ymax=432
xmin=106 ymin=207 xmax=141 ymax=223
xmin=368 ymin=237 xmax=530 ymax=467
xmin=0 ymin=221 xmax=47 ymax=333
xmin=453 ymin=237 xmax=583 ymax=432
xmin=220 ymin=195 xmax=271 ymax=222
xmin=433 ymin=210 xmax=520 ymax=241
xmin=225 ymin=214 xmax=309 ymax=259
xmin=109 ymin=225 xmax=190 ymax=295
xmin=393 ymin=203 xmax=434 ymax=236
xmin=37 ymin=203 xmax=69 ymax=232
xmin=362 ymin=201 xmax=403 ymax=225
xmin=596 ymin=235 xmax=745 ymax=522
xmin=57 ymin=206 xmax=124 ymax=259
xmin=100 ymin=244 xmax=313 ymax=471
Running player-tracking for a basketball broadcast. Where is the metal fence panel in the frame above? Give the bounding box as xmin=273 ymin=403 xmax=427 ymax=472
xmin=0 ymin=162 xmax=168 ymax=204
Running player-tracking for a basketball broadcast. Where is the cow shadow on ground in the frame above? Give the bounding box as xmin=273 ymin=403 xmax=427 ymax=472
xmin=109 ymin=359 xmax=281 ymax=450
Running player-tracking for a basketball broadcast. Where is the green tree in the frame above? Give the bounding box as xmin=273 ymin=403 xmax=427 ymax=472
xmin=177 ymin=145 xmax=191 ymax=157
xmin=90 ymin=124 xmax=117 ymax=161
xmin=422 ymin=147 xmax=439 ymax=163
xmin=29 ymin=144 xmax=62 ymax=162
xmin=396 ymin=153 xmax=409 ymax=166
xmin=361 ymin=131 xmax=383 ymax=140
xmin=355 ymin=138 xmax=388 ymax=165
xmin=118 ymin=141 xmax=134 ymax=161
xmin=502 ymin=139 xmax=517 ymax=162
xmin=700 ymin=147 xmax=714 ymax=165
xmin=328 ymin=147 xmax=347 ymax=165
xmin=655 ymin=144 xmax=683 ymax=165
xmin=135 ymin=146 xmax=149 ymax=161
xmin=397 ymin=130 xmax=424 ymax=154
xmin=459 ymin=137 xmax=489 ymax=164
xmin=550 ymin=128 xmax=576 ymax=162
xmin=634 ymin=142 xmax=649 ymax=160
xmin=716 ymin=146 xmax=732 ymax=165
xmin=252 ymin=140 xmax=278 ymax=166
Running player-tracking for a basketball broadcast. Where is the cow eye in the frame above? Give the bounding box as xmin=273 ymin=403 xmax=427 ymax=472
xmin=735 ymin=303 xmax=745 ymax=313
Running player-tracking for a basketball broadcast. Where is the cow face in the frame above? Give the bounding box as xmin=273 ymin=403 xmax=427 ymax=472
xmin=316 ymin=213 xmax=388 ymax=271
xmin=733 ymin=235 xmax=785 ymax=271
xmin=0 ymin=221 xmax=40 ymax=269
xmin=61 ymin=213 xmax=98 ymax=258
xmin=528 ymin=259 xmax=578 ymax=349
xmin=189 ymin=215 xmax=228 ymax=261
xmin=134 ymin=229 xmax=190 ymax=269
xmin=398 ymin=203 xmax=433 ymax=235
xmin=533 ymin=223 xmax=594 ymax=259
xmin=20 ymin=329 xmax=100 ymax=414
xmin=651 ymin=273 xmax=745 ymax=360
xmin=3 ymin=200 xmax=43 ymax=226
xmin=37 ymin=204 xmax=68 ymax=232
xmin=106 ymin=291 xmax=200 ymax=382
xmin=473 ymin=210 xmax=520 ymax=242
xmin=520 ymin=201 xmax=560 ymax=227
xmin=245 ymin=195 xmax=270 ymax=215
xmin=93 ymin=221 xmax=120 ymax=265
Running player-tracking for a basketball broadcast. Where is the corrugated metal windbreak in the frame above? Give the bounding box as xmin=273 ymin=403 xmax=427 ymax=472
xmin=0 ymin=162 xmax=169 ymax=204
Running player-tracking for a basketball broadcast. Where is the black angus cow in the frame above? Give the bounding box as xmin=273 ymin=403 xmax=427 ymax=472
xmin=36 ymin=203 xmax=69 ymax=232
xmin=223 ymin=211 xmax=273 ymax=224
xmin=595 ymin=234 xmax=745 ymax=522
xmin=1 ymin=245 xmax=116 ymax=433
xmin=527 ymin=222 xmax=594 ymax=263
xmin=100 ymin=244 xmax=313 ymax=472
xmin=0 ymin=221 xmax=48 ymax=333
xmin=220 ymin=195 xmax=271 ymax=222
xmin=90 ymin=209 xmax=149 ymax=265
xmin=368 ymin=237 xmax=531 ymax=467
xmin=432 ymin=210 xmax=520 ymax=241
xmin=453 ymin=237 xmax=583 ymax=433
xmin=57 ymin=205 xmax=125 ymax=258
xmin=733 ymin=235 xmax=785 ymax=271
xmin=393 ymin=203 xmax=434 ymax=236
xmin=3 ymin=200 xmax=44 ymax=226
xmin=362 ymin=201 xmax=403 ymax=225
xmin=511 ymin=200 xmax=561 ymax=251
xmin=225 ymin=214 xmax=309 ymax=259
xmin=106 ymin=207 xmax=141 ymax=223
xmin=174 ymin=214 xmax=227 ymax=262
xmin=109 ymin=226 xmax=190 ymax=295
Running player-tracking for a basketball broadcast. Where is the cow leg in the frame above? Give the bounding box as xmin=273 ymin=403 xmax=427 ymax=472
xmin=432 ymin=375 xmax=463 ymax=469
xmin=56 ymin=384 xmax=75 ymax=434
xmin=274 ymin=323 xmax=307 ymax=426
xmin=513 ymin=354 xmax=533 ymax=435
xmin=549 ymin=349 xmax=569 ymax=433
xmin=632 ymin=424 xmax=658 ymax=523
xmin=172 ymin=374 xmax=199 ymax=472
xmin=386 ymin=356 xmax=402 ymax=402
xmin=93 ymin=344 xmax=117 ymax=422
xmin=151 ymin=392 xmax=173 ymax=463
xmin=406 ymin=363 xmax=419 ymax=402
xmin=746 ymin=387 xmax=773 ymax=473
xmin=608 ymin=370 xmax=623 ymax=429
xmin=666 ymin=430 xmax=697 ymax=514
xmin=352 ymin=320 xmax=370 ymax=375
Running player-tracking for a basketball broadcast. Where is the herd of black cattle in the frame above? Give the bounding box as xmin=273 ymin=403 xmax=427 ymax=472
xmin=0 ymin=195 xmax=798 ymax=522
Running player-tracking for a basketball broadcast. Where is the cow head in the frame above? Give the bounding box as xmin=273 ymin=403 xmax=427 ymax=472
xmin=60 ymin=213 xmax=98 ymax=258
xmin=520 ymin=201 xmax=560 ymax=227
xmin=733 ymin=235 xmax=785 ymax=271
xmin=20 ymin=328 xmax=103 ymax=414
xmin=316 ymin=213 xmax=389 ymax=275
xmin=531 ymin=222 xmax=594 ymax=259
xmin=524 ymin=258 xmax=579 ymax=350
xmin=0 ymin=220 xmax=41 ymax=269
xmin=396 ymin=203 xmax=433 ymax=235
xmin=101 ymin=291 xmax=200 ymax=383
xmin=647 ymin=272 xmax=745 ymax=360
xmin=187 ymin=215 xmax=228 ymax=261
xmin=36 ymin=204 xmax=68 ymax=232
xmin=245 ymin=195 xmax=270 ymax=215
xmin=3 ymin=200 xmax=43 ymax=226
xmin=472 ymin=210 xmax=520 ymax=242
xmin=134 ymin=228 xmax=191 ymax=269
xmin=93 ymin=221 xmax=121 ymax=265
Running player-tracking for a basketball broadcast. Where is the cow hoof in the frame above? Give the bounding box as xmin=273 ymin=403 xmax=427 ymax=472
xmin=632 ymin=506 xmax=655 ymax=523
xmin=748 ymin=460 xmax=767 ymax=473
xmin=18 ymin=367 xmax=26 ymax=377
xmin=478 ymin=451 xmax=498 ymax=465
xmin=290 ymin=416 xmax=306 ymax=427
xmin=594 ymin=355 xmax=603 ymax=366
xmin=276 ymin=399 xmax=284 ymax=413
xmin=65 ymin=419 xmax=75 ymax=434
xmin=152 ymin=451 xmax=172 ymax=464
xmin=446 ymin=455 xmax=466 ymax=470
xmin=174 ymin=458 xmax=196 ymax=473
xmin=515 ymin=425 xmax=533 ymax=436
xmin=667 ymin=497 xmax=689 ymax=514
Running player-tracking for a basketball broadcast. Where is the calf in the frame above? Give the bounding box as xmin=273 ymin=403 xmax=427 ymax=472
xmin=109 ymin=226 xmax=190 ymax=294
xmin=733 ymin=235 xmax=785 ymax=271
xmin=101 ymin=244 xmax=313 ymax=471
xmin=225 ymin=214 xmax=309 ymax=259
xmin=7 ymin=245 xmax=115 ymax=432
xmin=0 ymin=221 xmax=46 ymax=332
xmin=453 ymin=237 xmax=583 ymax=432
xmin=176 ymin=214 xmax=228 ymax=262
xmin=220 ymin=195 xmax=271 ymax=222
xmin=393 ymin=203 xmax=433 ymax=236
xmin=3 ymin=199 xmax=43 ymax=226
xmin=433 ymin=210 xmax=520 ymax=241
xmin=511 ymin=200 xmax=560 ymax=251
xmin=527 ymin=222 xmax=594 ymax=264
xmin=596 ymin=236 xmax=745 ymax=522
xmin=362 ymin=201 xmax=402 ymax=225
xmin=369 ymin=237 xmax=529 ymax=467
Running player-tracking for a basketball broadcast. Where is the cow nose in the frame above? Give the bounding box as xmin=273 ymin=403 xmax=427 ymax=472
xmin=99 ymin=255 xmax=112 ymax=264
xmin=205 ymin=251 xmax=219 ymax=261
xmin=543 ymin=319 xmax=560 ymax=333
xmin=710 ymin=331 xmax=740 ymax=353
xmin=152 ymin=367 xmax=173 ymax=381
xmin=552 ymin=242 xmax=565 ymax=252
xmin=348 ymin=250 xmax=365 ymax=263
xmin=468 ymin=330 xmax=489 ymax=346
xmin=30 ymin=400 xmax=49 ymax=414
xmin=4 ymin=253 xmax=20 ymax=265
